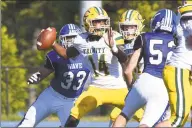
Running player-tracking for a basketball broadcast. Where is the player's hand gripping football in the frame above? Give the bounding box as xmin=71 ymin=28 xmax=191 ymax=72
xmin=27 ymin=72 xmax=41 ymax=84
xmin=103 ymin=27 xmax=118 ymax=53
xmin=37 ymin=27 xmax=57 ymax=50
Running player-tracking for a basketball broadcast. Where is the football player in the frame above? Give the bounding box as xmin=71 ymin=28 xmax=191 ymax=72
xmin=159 ymin=1 xmax=192 ymax=127
xmin=112 ymin=9 xmax=177 ymax=127
xmin=50 ymin=6 xmax=143 ymax=127
xmin=118 ymin=9 xmax=145 ymax=74
xmin=17 ymin=24 xmax=91 ymax=127
xmin=109 ymin=9 xmax=145 ymax=126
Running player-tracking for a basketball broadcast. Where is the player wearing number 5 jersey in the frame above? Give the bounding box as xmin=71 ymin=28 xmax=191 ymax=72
xmin=51 ymin=6 xmax=143 ymax=127
xmin=17 ymin=24 xmax=91 ymax=127
xmin=160 ymin=1 xmax=192 ymax=127
xmin=113 ymin=9 xmax=177 ymax=127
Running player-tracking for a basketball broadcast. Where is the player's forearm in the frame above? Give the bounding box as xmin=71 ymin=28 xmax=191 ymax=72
xmin=52 ymin=43 xmax=68 ymax=58
xmin=124 ymin=71 xmax=134 ymax=89
xmin=124 ymin=49 xmax=141 ymax=88
xmin=27 ymin=67 xmax=53 ymax=84
xmin=112 ymin=48 xmax=127 ymax=63
xmin=38 ymin=67 xmax=53 ymax=80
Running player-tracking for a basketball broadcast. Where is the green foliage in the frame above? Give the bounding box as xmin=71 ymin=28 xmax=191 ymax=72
xmin=104 ymin=0 xmax=182 ymax=32
xmin=1 ymin=26 xmax=28 ymax=114
xmin=1 ymin=0 xmax=184 ymax=116
xmin=1 ymin=1 xmax=7 ymax=10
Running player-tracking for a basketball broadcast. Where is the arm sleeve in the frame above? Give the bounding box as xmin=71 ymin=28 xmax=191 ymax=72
xmin=133 ymin=34 xmax=144 ymax=50
xmin=113 ymin=47 xmax=127 ymax=63
xmin=66 ymin=47 xmax=80 ymax=58
xmin=44 ymin=56 xmax=54 ymax=70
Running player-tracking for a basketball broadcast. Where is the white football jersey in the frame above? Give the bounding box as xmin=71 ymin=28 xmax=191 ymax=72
xmin=73 ymin=32 xmax=127 ymax=89
xmin=166 ymin=24 xmax=192 ymax=70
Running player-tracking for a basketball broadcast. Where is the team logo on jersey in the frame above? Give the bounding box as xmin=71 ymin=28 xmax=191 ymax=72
xmin=67 ymin=63 xmax=83 ymax=70
xmin=83 ymin=47 xmax=105 ymax=54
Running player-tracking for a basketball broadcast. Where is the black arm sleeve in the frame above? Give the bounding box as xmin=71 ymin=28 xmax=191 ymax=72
xmin=44 ymin=56 xmax=54 ymax=70
xmin=133 ymin=34 xmax=144 ymax=50
xmin=133 ymin=34 xmax=145 ymax=63
xmin=66 ymin=47 xmax=80 ymax=58
xmin=113 ymin=47 xmax=127 ymax=63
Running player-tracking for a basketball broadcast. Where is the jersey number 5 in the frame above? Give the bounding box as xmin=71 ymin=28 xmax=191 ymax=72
xmin=61 ymin=71 xmax=87 ymax=90
xmin=149 ymin=39 xmax=175 ymax=65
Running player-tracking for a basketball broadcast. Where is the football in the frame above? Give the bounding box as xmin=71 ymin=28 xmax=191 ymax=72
xmin=36 ymin=27 xmax=57 ymax=50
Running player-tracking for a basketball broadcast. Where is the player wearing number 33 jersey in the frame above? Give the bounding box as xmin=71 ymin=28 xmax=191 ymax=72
xmin=17 ymin=24 xmax=91 ymax=127
xmin=52 ymin=6 xmax=143 ymax=127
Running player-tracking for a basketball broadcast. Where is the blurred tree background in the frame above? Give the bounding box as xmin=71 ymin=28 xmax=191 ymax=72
xmin=1 ymin=0 xmax=182 ymax=118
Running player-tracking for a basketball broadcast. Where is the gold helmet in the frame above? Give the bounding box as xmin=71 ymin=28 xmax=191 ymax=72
xmin=119 ymin=9 xmax=144 ymax=41
xmin=178 ymin=0 xmax=192 ymax=18
xmin=83 ymin=6 xmax=110 ymax=36
xmin=178 ymin=0 xmax=192 ymax=35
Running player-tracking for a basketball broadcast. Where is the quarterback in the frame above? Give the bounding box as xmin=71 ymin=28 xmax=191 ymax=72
xmin=17 ymin=24 xmax=91 ymax=127
xmin=50 ymin=6 xmax=143 ymax=127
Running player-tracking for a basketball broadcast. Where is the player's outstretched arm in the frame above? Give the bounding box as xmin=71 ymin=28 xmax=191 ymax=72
xmin=124 ymin=48 xmax=141 ymax=89
xmin=52 ymin=42 xmax=68 ymax=58
xmin=52 ymin=42 xmax=80 ymax=58
xmin=27 ymin=67 xmax=53 ymax=84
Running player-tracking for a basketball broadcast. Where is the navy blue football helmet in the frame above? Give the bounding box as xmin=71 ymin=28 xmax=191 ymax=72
xmin=59 ymin=24 xmax=82 ymax=48
xmin=150 ymin=9 xmax=177 ymax=34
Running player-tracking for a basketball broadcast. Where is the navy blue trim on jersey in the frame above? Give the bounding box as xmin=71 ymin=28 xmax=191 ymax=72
xmin=120 ymin=112 xmax=130 ymax=122
xmin=44 ymin=55 xmax=54 ymax=70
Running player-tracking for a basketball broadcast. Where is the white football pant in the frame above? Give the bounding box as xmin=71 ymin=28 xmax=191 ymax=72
xmin=122 ymin=73 xmax=170 ymax=127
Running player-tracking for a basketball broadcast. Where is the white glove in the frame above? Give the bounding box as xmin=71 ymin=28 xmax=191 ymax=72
xmin=27 ymin=72 xmax=41 ymax=84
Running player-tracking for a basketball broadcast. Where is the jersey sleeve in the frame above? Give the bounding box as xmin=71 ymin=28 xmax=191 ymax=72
xmin=44 ymin=55 xmax=54 ymax=70
xmin=133 ymin=34 xmax=144 ymax=50
xmin=72 ymin=33 xmax=89 ymax=56
xmin=113 ymin=31 xmax=124 ymax=46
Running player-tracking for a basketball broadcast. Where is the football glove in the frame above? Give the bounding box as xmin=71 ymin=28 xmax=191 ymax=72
xmin=27 ymin=72 xmax=41 ymax=84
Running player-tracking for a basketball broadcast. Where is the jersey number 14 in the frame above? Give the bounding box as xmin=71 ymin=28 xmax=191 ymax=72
xmin=88 ymin=54 xmax=109 ymax=77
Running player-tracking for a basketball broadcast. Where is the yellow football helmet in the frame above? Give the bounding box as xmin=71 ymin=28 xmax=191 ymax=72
xmin=178 ymin=1 xmax=192 ymax=17
xmin=83 ymin=6 xmax=110 ymax=36
xmin=119 ymin=9 xmax=144 ymax=41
